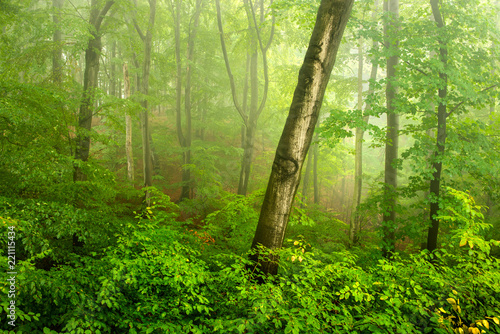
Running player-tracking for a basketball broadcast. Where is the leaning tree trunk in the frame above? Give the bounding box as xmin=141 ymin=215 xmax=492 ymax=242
xmin=381 ymin=0 xmax=399 ymax=258
xmin=301 ymin=151 xmax=312 ymax=206
xmin=73 ymin=0 xmax=114 ymax=181
xmin=426 ymin=0 xmax=448 ymax=252
xmin=313 ymin=133 xmax=319 ymax=204
xmin=249 ymin=0 xmax=354 ymax=276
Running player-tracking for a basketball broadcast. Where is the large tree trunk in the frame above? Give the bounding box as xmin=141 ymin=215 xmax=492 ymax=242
xmin=249 ymin=0 xmax=354 ymax=276
xmin=381 ymin=0 xmax=399 ymax=258
xmin=73 ymin=0 xmax=114 ymax=181
xmin=426 ymin=0 xmax=448 ymax=252
xmin=123 ymin=63 xmax=134 ymax=181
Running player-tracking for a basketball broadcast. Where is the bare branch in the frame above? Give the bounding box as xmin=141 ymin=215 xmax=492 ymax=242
xmin=215 ymin=0 xmax=247 ymax=125
xmin=249 ymin=0 xmax=273 ymax=119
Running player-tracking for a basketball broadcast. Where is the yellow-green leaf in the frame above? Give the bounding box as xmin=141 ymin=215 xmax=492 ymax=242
xmin=447 ymin=298 xmax=456 ymax=305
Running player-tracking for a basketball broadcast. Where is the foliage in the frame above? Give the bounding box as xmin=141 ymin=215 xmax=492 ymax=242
xmin=1 ymin=187 xmax=499 ymax=333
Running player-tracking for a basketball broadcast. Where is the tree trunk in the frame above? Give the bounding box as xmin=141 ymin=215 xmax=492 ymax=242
xmin=172 ymin=0 xmax=202 ymax=201
xmin=216 ymin=0 xmax=274 ymax=196
xmin=249 ymin=0 xmax=354 ymax=276
xmin=123 ymin=63 xmax=134 ymax=181
xmin=140 ymin=0 xmax=156 ymax=190
xmin=301 ymin=151 xmax=312 ymax=206
xmin=182 ymin=0 xmax=203 ymax=199
xmin=52 ymin=0 xmax=63 ymax=84
xmin=313 ymin=136 xmax=319 ymax=205
xmin=73 ymin=0 xmax=114 ymax=181
xmin=381 ymin=0 xmax=399 ymax=258
xmin=426 ymin=0 xmax=448 ymax=252
xmin=350 ymin=0 xmax=380 ymax=246
xmin=238 ymin=47 xmax=258 ymax=195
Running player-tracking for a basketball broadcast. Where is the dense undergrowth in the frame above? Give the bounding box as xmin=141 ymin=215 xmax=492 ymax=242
xmin=1 ymin=184 xmax=499 ymax=334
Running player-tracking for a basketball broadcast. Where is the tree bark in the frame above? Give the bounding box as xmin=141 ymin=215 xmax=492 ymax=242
xmin=426 ymin=0 xmax=448 ymax=252
xmin=123 ymin=63 xmax=134 ymax=181
xmin=313 ymin=135 xmax=319 ymax=205
xmin=171 ymin=0 xmax=202 ymax=201
xmin=381 ymin=0 xmax=399 ymax=258
xmin=140 ymin=0 xmax=156 ymax=190
xmin=73 ymin=0 xmax=114 ymax=181
xmin=249 ymin=0 xmax=354 ymax=276
xmin=182 ymin=0 xmax=203 ymax=200
xmin=301 ymin=151 xmax=312 ymax=206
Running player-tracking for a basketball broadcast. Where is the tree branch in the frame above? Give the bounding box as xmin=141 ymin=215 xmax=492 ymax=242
xmin=447 ymin=84 xmax=499 ymax=117
xmin=94 ymin=0 xmax=115 ymax=32
xmin=215 ymin=0 xmax=247 ymax=126
xmin=249 ymin=0 xmax=272 ymax=119
xmin=133 ymin=19 xmax=145 ymax=41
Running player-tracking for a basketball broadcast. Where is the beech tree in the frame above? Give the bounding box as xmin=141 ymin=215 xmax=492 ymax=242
xmin=349 ymin=0 xmax=380 ymax=245
xmin=250 ymin=0 xmax=354 ymax=275
xmin=381 ymin=0 xmax=399 ymax=258
xmin=131 ymin=0 xmax=157 ymax=189
xmin=171 ymin=0 xmax=203 ymax=200
xmin=74 ymin=0 xmax=115 ymax=181
xmin=215 ymin=0 xmax=274 ymax=196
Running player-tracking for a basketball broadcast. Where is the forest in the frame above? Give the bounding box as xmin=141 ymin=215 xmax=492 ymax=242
xmin=1 ymin=0 xmax=500 ymax=332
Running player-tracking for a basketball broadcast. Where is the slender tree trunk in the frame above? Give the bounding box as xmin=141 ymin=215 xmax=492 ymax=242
xmin=249 ymin=0 xmax=354 ymax=276
xmin=110 ymin=41 xmax=116 ymax=97
xmin=426 ymin=0 xmax=447 ymax=252
xmin=140 ymin=0 xmax=156 ymax=190
xmin=172 ymin=0 xmax=202 ymax=201
xmin=52 ymin=0 xmax=63 ymax=84
xmin=173 ymin=0 xmax=184 ymax=198
xmin=381 ymin=0 xmax=399 ymax=258
xmin=239 ymin=53 xmax=250 ymax=150
xmin=182 ymin=0 xmax=203 ymax=199
xmin=239 ymin=47 xmax=258 ymax=195
xmin=216 ymin=0 xmax=274 ymax=196
xmin=350 ymin=0 xmax=380 ymax=245
xmin=73 ymin=0 xmax=114 ymax=181
xmin=123 ymin=63 xmax=134 ymax=181
xmin=349 ymin=40 xmax=365 ymax=245
xmin=199 ymin=96 xmax=207 ymax=140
